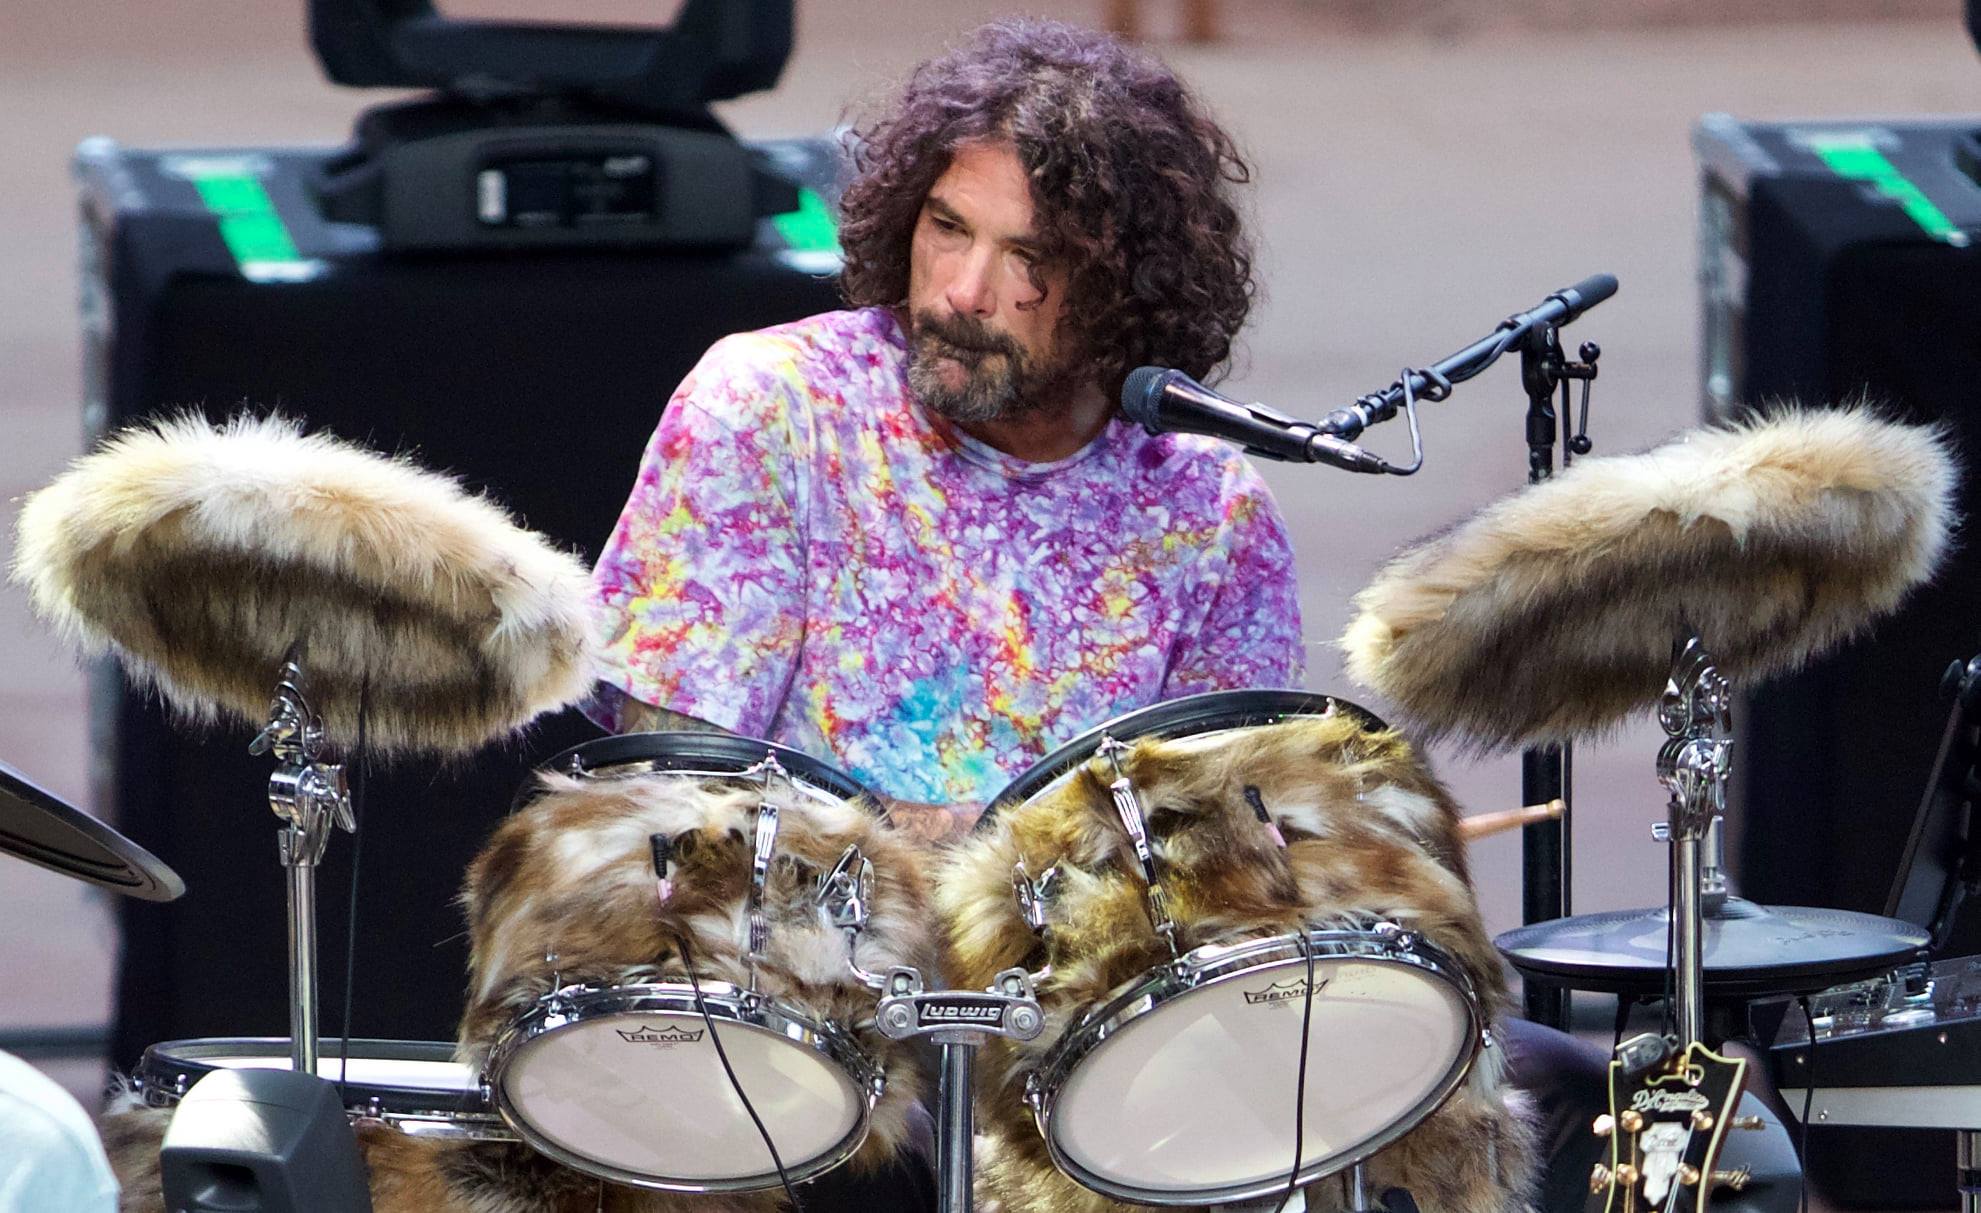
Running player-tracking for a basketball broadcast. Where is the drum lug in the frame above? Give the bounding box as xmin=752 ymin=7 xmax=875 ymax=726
xmin=1373 ymin=920 xmax=1419 ymax=954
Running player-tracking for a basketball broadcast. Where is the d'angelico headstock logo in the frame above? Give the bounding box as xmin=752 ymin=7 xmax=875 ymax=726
xmin=615 ymin=1022 xmax=706 ymax=1047
xmin=1244 ymin=977 xmax=1330 ymax=1006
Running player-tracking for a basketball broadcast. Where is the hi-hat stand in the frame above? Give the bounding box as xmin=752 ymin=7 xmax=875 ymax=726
xmin=245 ymin=649 xmax=356 ymax=1074
xmin=1654 ymin=634 xmax=1735 ymax=1045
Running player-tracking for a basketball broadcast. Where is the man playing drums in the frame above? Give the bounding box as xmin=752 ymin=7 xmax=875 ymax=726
xmin=588 ymin=17 xmax=1609 ymax=1211
xmin=588 ymin=18 xmax=1303 ymax=845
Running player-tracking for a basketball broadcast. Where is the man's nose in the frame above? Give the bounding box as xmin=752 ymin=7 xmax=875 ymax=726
xmin=944 ymin=249 xmax=997 ymax=318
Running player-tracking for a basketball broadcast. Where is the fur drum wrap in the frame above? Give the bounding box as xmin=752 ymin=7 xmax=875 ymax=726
xmin=1341 ymin=409 xmax=1958 ymax=752
xmin=938 ymin=714 xmax=1538 ymax=1213
xmin=98 ymin=767 xmax=940 ymax=1212
xmin=457 ymin=766 xmax=939 ymax=1208
xmin=11 ymin=414 xmax=596 ymax=756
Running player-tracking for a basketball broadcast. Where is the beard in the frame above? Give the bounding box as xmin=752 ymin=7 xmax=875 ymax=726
xmin=904 ymin=309 xmax=1074 ymax=424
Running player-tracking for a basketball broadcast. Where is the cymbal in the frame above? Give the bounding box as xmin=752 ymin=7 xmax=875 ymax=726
xmin=13 ymin=414 xmax=597 ymax=757
xmin=1495 ymin=897 xmax=1926 ymax=999
xmin=1342 ymin=409 xmax=1956 ymax=751
xmin=0 ymin=758 xmax=183 ymax=901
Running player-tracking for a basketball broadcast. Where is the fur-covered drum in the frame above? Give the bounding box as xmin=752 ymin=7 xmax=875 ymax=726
xmin=460 ymin=732 xmax=939 ymax=1202
xmin=941 ymin=691 xmax=1538 ymax=1213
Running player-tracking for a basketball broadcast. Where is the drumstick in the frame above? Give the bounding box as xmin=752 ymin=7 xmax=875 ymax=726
xmin=1458 ymin=799 xmax=1565 ymax=843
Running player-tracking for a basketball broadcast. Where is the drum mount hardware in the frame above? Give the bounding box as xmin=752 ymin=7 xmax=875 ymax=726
xmin=247 ymin=646 xmax=356 ymax=1076
xmin=822 ymin=835 xmax=1046 ymax=1213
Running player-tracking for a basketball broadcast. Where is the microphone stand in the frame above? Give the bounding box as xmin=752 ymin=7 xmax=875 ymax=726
xmin=1515 ymin=322 xmax=1601 ymax=1030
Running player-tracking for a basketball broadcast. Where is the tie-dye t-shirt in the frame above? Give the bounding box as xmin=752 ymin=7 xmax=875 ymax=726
xmin=589 ymin=307 xmax=1304 ymax=805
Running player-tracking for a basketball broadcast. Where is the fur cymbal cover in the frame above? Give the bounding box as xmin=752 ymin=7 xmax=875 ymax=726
xmin=12 ymin=414 xmax=596 ymax=756
xmin=1341 ymin=409 xmax=1957 ymax=751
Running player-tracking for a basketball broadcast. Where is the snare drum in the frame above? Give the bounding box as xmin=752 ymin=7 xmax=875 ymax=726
xmin=941 ymin=691 xmax=1537 ymax=1212
xmin=463 ymin=732 xmax=937 ymax=1194
xmin=129 ymin=1036 xmax=507 ymax=1141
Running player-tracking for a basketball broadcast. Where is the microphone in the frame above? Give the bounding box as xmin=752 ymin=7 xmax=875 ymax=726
xmin=1120 ymin=367 xmax=1391 ymax=473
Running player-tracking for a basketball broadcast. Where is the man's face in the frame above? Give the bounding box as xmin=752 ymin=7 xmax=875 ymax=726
xmin=905 ymin=140 xmax=1080 ymax=424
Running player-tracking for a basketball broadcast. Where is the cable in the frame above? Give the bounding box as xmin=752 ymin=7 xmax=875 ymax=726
xmin=674 ymin=931 xmax=805 ymax=1212
xmin=336 ymin=677 xmax=370 ymax=1100
xmin=1797 ymin=994 xmax=1815 ymax=1213
xmin=1272 ymin=929 xmax=1318 ymax=1213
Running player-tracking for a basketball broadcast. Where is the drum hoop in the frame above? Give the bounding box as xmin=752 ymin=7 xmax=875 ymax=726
xmin=979 ymin=690 xmax=1388 ymax=829
xmin=1028 ymin=926 xmax=1483 ymax=1206
xmin=518 ymin=731 xmax=878 ymax=814
xmin=132 ymin=1037 xmax=512 ymax=1139
xmin=485 ymin=981 xmax=882 ymax=1193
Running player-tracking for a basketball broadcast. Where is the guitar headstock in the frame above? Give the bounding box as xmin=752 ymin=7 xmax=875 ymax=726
xmin=1587 ymin=1035 xmax=1758 ymax=1213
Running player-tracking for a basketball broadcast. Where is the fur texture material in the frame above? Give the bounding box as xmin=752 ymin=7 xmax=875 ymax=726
xmin=101 ymin=769 xmax=938 ymax=1212
xmin=1340 ymin=409 xmax=1957 ymax=751
xmin=457 ymin=767 xmax=941 ymax=1208
xmin=11 ymin=413 xmax=596 ymax=756
xmin=938 ymin=714 xmax=1538 ymax=1213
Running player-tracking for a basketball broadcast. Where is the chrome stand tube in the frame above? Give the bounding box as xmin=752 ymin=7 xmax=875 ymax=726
xmin=939 ymin=1041 xmax=975 ymax=1213
xmin=1674 ymin=833 xmax=1706 ymax=1047
xmin=281 ymin=830 xmax=321 ymax=1074
xmin=250 ymin=649 xmax=354 ymax=1076
xmin=1655 ymin=634 xmax=1732 ymax=1049
xmin=1346 ymin=1161 xmax=1375 ymax=1212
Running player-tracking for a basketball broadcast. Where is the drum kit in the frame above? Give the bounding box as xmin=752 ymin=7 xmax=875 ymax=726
xmin=3 ymin=396 xmax=1961 ymax=1212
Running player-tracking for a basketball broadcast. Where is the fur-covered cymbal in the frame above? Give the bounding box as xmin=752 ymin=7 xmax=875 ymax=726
xmin=1341 ymin=409 xmax=1956 ymax=752
xmin=12 ymin=414 xmax=597 ymax=757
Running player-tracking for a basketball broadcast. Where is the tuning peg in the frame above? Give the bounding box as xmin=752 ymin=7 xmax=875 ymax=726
xmin=1711 ymin=1167 xmax=1753 ymax=1191
xmin=1678 ymin=1165 xmax=1702 ymax=1187
xmin=1619 ymin=1109 xmax=1646 ymax=1133
xmin=1690 ymin=1110 xmax=1715 ymax=1132
xmin=1592 ymin=1114 xmax=1615 ymax=1138
xmin=1614 ymin=1163 xmax=1640 ymax=1188
xmin=1730 ymin=1115 xmax=1766 ymax=1131
xmin=1589 ymin=1165 xmax=1612 ymax=1194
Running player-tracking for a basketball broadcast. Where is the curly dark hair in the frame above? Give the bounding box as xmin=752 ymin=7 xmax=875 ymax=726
xmin=838 ymin=19 xmax=1256 ymax=395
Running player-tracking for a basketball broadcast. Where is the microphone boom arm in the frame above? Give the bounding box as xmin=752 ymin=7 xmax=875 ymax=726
xmin=1321 ymin=272 xmax=1617 ymax=441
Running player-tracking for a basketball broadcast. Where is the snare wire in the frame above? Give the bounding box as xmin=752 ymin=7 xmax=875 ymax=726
xmin=673 ymin=930 xmax=806 ymax=1212
xmin=1272 ymin=929 xmax=1317 ymax=1213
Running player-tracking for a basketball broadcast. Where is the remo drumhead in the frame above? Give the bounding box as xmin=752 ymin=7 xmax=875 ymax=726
xmin=489 ymin=982 xmax=881 ymax=1191
xmin=1033 ymin=928 xmax=1481 ymax=1205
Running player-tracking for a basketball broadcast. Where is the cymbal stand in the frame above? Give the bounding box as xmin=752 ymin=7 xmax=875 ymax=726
xmin=1654 ymin=633 xmax=1734 ymax=1045
xmin=821 ymin=850 xmax=1046 ymax=1213
xmin=246 ymin=648 xmax=355 ymax=1074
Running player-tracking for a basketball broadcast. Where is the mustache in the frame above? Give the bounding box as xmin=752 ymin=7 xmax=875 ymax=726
xmin=912 ymin=311 xmax=1023 ymax=359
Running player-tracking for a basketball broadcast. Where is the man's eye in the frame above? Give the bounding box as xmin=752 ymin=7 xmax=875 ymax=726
xmin=931 ymin=216 xmax=962 ymax=234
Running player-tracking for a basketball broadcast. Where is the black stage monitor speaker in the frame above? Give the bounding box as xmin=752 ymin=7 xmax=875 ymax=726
xmin=74 ymin=137 xmax=844 ymax=1069
xmin=1697 ymin=112 xmax=1981 ymax=1208
xmin=161 ymin=1068 xmax=372 ymax=1213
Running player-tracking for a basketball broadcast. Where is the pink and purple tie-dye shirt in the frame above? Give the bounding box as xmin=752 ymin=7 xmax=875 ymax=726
xmin=590 ymin=308 xmax=1304 ymax=805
